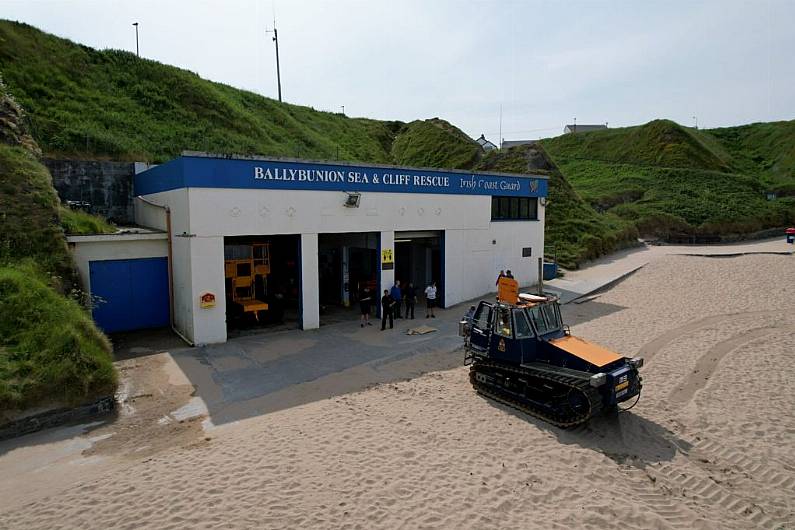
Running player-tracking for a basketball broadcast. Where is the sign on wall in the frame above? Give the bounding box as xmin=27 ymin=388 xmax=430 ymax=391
xmin=200 ymin=292 xmax=216 ymax=309
xmin=381 ymin=248 xmax=394 ymax=270
xmin=135 ymin=156 xmax=549 ymax=198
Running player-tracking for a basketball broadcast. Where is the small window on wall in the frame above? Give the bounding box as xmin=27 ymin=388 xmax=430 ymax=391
xmin=491 ymin=196 xmax=538 ymax=221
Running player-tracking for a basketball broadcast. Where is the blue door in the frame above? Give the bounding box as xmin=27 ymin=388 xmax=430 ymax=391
xmin=89 ymin=258 xmax=169 ymax=333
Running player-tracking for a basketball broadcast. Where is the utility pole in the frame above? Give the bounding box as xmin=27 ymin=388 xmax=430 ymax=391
xmin=266 ymin=23 xmax=282 ymax=102
xmin=341 ymin=105 xmax=345 ymax=115
xmin=692 ymin=115 xmax=698 ymax=129
xmin=132 ymin=22 xmax=139 ymax=57
xmin=499 ymin=104 xmax=503 ymax=150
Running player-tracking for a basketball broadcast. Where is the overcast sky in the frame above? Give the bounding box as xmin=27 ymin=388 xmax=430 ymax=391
xmin=4 ymin=0 xmax=794 ymax=141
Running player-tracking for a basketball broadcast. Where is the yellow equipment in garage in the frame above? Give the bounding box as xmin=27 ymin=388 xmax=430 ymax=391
xmin=224 ymin=243 xmax=270 ymax=320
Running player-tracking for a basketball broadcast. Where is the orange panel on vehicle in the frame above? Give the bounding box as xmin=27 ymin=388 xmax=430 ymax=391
xmin=550 ymin=335 xmax=622 ymax=368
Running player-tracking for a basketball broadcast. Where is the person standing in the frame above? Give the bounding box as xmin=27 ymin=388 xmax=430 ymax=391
xmin=424 ymin=281 xmax=437 ymax=318
xmin=506 ymin=270 xmax=514 ymax=279
xmin=359 ymin=286 xmax=372 ymax=327
xmin=380 ymin=289 xmax=394 ymax=330
xmin=404 ymin=282 xmax=417 ymax=319
xmin=390 ymin=281 xmax=403 ymax=319
xmin=496 ymin=270 xmax=505 ymax=286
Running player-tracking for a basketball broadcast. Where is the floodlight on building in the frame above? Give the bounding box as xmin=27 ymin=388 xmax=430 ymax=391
xmin=343 ymin=192 xmax=361 ymax=208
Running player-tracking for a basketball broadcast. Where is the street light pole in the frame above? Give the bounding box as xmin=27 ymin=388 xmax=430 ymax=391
xmin=132 ymin=22 xmax=139 ymax=57
xmin=266 ymin=25 xmax=282 ymax=102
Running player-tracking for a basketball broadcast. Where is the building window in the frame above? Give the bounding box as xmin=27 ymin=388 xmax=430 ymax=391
xmin=491 ymin=196 xmax=538 ymax=221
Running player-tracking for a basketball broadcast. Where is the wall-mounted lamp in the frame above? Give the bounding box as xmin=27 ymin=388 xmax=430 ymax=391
xmin=539 ymin=197 xmax=548 ymax=207
xmin=344 ymin=192 xmax=361 ymax=208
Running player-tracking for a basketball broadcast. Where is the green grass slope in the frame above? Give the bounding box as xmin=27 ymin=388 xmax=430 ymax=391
xmin=706 ymin=120 xmax=795 ymax=193
xmin=0 ymin=20 xmax=398 ymax=163
xmin=541 ymin=119 xmax=795 ymax=239
xmin=0 ymin=263 xmax=116 ymax=411
xmin=476 ymin=145 xmax=638 ymax=268
xmin=0 ymin=81 xmax=115 ymax=415
xmin=391 ymin=118 xmax=482 ymax=169
xmin=0 ymin=20 xmax=625 ymax=268
xmin=542 ymin=119 xmax=733 ymax=171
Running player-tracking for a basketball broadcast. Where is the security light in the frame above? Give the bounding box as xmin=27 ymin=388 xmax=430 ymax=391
xmin=344 ymin=192 xmax=361 ymax=208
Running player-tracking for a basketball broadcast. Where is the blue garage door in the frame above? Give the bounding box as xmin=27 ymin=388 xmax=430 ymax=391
xmin=90 ymin=257 xmax=170 ymax=333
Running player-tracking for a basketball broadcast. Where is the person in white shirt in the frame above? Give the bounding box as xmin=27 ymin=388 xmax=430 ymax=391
xmin=424 ymin=281 xmax=437 ymax=318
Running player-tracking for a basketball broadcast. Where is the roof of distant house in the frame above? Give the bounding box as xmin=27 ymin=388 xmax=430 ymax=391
xmin=501 ymin=140 xmax=534 ymax=149
xmin=564 ymin=124 xmax=607 ymax=133
xmin=476 ymin=134 xmax=497 ymax=149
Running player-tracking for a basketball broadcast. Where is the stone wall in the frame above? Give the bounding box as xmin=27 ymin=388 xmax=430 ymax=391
xmin=44 ymin=158 xmax=135 ymax=224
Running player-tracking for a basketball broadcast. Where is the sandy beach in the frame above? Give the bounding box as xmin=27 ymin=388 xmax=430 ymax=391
xmin=1 ymin=253 xmax=794 ymax=529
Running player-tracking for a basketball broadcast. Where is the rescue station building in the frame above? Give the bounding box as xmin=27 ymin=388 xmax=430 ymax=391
xmin=67 ymin=153 xmax=548 ymax=345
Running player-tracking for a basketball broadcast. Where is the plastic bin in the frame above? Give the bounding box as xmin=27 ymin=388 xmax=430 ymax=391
xmin=543 ymin=261 xmax=558 ymax=280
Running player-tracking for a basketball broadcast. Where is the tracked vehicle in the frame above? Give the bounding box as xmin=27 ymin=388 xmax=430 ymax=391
xmin=462 ymin=290 xmax=643 ymax=427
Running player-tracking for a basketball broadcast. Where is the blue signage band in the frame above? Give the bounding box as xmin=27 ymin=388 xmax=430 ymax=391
xmin=134 ymin=154 xmax=549 ymax=198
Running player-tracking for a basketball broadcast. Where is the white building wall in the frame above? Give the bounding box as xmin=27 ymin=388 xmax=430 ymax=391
xmin=444 ymin=210 xmax=545 ymax=307
xmin=379 ymin=230 xmax=395 ymax=306
xmin=188 ymin=236 xmax=227 ymax=345
xmin=67 ymin=235 xmax=168 ymax=295
xmin=300 ymin=234 xmax=320 ymax=330
xmin=135 ymin=186 xmax=546 ymax=344
xmin=186 ymin=188 xmax=488 ymax=236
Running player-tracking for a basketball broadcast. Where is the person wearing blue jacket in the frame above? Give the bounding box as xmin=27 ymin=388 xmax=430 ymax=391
xmin=390 ymin=281 xmax=403 ymax=319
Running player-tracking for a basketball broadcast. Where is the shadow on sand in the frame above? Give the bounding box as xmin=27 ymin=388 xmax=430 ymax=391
xmin=478 ymin=395 xmax=689 ymax=466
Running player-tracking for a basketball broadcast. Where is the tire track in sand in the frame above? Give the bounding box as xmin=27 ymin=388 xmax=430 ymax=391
xmin=647 ymin=461 xmax=791 ymax=530
xmin=640 ymin=316 xmax=794 ymax=528
xmin=668 ymin=327 xmax=777 ymax=406
xmin=636 ymin=310 xmax=782 ymax=364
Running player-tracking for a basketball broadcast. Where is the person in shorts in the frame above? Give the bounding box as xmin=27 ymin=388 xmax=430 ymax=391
xmin=359 ymin=286 xmax=372 ymax=327
xmin=424 ymin=281 xmax=437 ymax=318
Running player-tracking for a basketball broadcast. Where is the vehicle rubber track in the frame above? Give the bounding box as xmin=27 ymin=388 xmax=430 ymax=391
xmin=470 ymin=360 xmax=604 ymax=428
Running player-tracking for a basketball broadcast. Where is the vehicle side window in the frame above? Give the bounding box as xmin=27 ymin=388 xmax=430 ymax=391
xmin=514 ymin=310 xmax=534 ymax=338
xmin=472 ymin=304 xmax=492 ymax=330
xmin=495 ymin=307 xmax=513 ymax=338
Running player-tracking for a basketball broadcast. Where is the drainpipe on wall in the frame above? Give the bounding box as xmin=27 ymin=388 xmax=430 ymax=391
xmin=135 ymin=196 xmax=194 ymax=346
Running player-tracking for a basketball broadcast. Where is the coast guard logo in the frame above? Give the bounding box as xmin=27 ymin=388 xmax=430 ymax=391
xmin=529 ymin=179 xmax=539 ymax=193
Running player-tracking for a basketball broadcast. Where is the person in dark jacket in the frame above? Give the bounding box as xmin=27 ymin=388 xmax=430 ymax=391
xmin=404 ymin=282 xmax=417 ymax=319
xmin=390 ymin=281 xmax=403 ymax=319
xmin=380 ymin=289 xmax=394 ymax=330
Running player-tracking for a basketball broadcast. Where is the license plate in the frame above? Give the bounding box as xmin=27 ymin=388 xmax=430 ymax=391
xmin=615 ymin=381 xmax=629 ymax=392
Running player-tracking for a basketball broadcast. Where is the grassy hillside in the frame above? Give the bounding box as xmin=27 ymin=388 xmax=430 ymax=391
xmin=0 ymin=19 xmax=626 ymax=268
xmin=391 ymin=118 xmax=482 ymax=169
xmin=541 ymin=120 xmax=795 ymax=239
xmin=0 ymin=20 xmax=399 ymax=163
xmin=542 ymin=120 xmax=733 ymax=171
xmin=0 ymin=80 xmax=116 ymax=414
xmin=476 ymin=145 xmax=638 ymax=267
xmin=707 ymin=120 xmax=795 ymax=193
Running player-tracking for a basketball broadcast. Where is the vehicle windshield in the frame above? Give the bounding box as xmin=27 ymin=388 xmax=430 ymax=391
xmin=526 ymin=302 xmax=563 ymax=335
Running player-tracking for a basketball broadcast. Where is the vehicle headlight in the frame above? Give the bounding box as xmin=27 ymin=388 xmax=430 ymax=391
xmin=589 ymin=373 xmax=607 ymax=387
xmin=629 ymin=357 xmax=644 ymax=370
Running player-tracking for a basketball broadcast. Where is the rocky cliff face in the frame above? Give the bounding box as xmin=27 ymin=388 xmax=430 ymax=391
xmin=0 ymin=75 xmax=41 ymax=156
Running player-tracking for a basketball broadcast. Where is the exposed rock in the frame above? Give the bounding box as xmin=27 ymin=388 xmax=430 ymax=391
xmin=0 ymin=75 xmax=41 ymax=156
